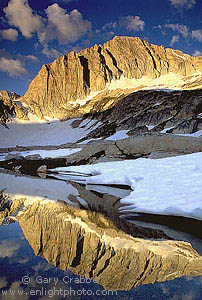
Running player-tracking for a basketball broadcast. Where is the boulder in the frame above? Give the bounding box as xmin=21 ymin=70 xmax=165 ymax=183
xmin=65 ymin=133 xmax=202 ymax=165
xmin=36 ymin=165 xmax=47 ymax=173
xmin=24 ymin=154 xmax=42 ymax=160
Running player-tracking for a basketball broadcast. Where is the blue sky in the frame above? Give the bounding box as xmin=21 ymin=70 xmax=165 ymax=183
xmin=0 ymin=0 xmax=202 ymax=95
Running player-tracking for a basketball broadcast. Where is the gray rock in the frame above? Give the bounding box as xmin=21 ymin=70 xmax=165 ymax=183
xmin=65 ymin=133 xmax=202 ymax=165
xmin=5 ymin=154 xmax=24 ymax=161
xmin=36 ymin=165 xmax=47 ymax=173
xmin=24 ymin=154 xmax=42 ymax=160
xmin=13 ymin=165 xmax=21 ymax=173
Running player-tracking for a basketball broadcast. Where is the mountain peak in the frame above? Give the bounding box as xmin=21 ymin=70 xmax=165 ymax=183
xmin=21 ymin=36 xmax=202 ymax=119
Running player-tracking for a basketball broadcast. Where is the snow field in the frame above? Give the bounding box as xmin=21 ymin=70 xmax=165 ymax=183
xmin=52 ymin=152 xmax=202 ymax=220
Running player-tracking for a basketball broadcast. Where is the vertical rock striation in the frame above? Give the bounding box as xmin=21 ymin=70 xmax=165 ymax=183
xmin=21 ymin=36 xmax=202 ymax=119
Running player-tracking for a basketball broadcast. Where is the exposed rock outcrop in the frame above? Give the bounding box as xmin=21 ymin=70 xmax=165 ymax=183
xmin=21 ymin=36 xmax=202 ymax=119
xmin=0 ymin=133 xmax=201 ymax=172
xmin=0 ymin=190 xmax=24 ymax=226
xmin=0 ymin=90 xmax=28 ymax=127
xmin=78 ymin=89 xmax=202 ymax=140
xmin=64 ymin=134 xmax=202 ymax=165
xmin=16 ymin=201 xmax=202 ymax=290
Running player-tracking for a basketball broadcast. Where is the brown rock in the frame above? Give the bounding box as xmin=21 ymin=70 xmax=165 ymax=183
xmin=0 ymin=90 xmax=28 ymax=126
xmin=64 ymin=134 xmax=202 ymax=165
xmin=21 ymin=36 xmax=202 ymax=119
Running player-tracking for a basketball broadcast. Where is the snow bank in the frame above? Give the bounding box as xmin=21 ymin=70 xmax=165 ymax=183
xmin=0 ymin=119 xmax=98 ymax=148
xmin=107 ymin=72 xmax=202 ymax=91
xmin=176 ymin=130 xmax=202 ymax=138
xmin=55 ymin=152 xmax=202 ymax=220
xmin=106 ymin=130 xmax=129 ymax=141
xmin=0 ymin=148 xmax=82 ymax=160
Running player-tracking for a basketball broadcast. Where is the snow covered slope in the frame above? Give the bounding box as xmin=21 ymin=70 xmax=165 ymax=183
xmin=0 ymin=117 xmax=100 ymax=148
xmin=51 ymin=152 xmax=202 ymax=221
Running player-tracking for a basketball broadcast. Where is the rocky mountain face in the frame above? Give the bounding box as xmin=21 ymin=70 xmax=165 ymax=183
xmin=0 ymin=90 xmax=28 ymax=127
xmin=16 ymin=200 xmax=202 ymax=290
xmin=78 ymin=89 xmax=202 ymax=140
xmin=21 ymin=36 xmax=202 ymax=119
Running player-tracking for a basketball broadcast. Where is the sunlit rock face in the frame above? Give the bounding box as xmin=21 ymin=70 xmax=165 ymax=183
xmin=0 ymin=90 xmax=28 ymax=126
xmin=62 ymin=134 xmax=202 ymax=165
xmin=16 ymin=201 xmax=202 ymax=291
xmin=21 ymin=36 xmax=202 ymax=119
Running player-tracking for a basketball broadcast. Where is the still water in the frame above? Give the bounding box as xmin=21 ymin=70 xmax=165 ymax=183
xmin=0 ymin=171 xmax=202 ymax=300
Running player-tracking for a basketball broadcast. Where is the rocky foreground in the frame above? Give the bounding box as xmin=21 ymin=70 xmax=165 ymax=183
xmin=0 ymin=133 xmax=202 ymax=174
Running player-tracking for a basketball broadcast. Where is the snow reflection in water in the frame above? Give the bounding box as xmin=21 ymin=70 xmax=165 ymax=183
xmin=0 ymin=170 xmax=202 ymax=299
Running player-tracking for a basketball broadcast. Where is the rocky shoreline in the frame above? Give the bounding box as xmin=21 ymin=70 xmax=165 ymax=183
xmin=0 ymin=133 xmax=201 ymax=177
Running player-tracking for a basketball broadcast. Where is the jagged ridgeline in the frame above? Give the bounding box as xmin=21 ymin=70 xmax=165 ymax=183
xmin=21 ymin=36 xmax=202 ymax=119
xmin=0 ymin=90 xmax=28 ymax=126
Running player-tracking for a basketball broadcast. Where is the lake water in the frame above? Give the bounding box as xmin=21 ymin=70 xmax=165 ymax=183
xmin=0 ymin=170 xmax=202 ymax=300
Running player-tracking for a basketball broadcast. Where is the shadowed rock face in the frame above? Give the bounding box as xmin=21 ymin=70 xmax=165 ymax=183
xmin=79 ymin=89 xmax=202 ymax=139
xmin=16 ymin=201 xmax=202 ymax=291
xmin=21 ymin=36 xmax=202 ymax=119
xmin=0 ymin=90 xmax=28 ymax=127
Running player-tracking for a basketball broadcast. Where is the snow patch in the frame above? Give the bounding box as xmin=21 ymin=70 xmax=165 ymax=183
xmin=176 ymin=130 xmax=202 ymax=138
xmin=0 ymin=148 xmax=82 ymax=160
xmin=153 ymin=102 xmax=162 ymax=107
xmin=160 ymin=126 xmax=175 ymax=133
xmin=146 ymin=125 xmax=156 ymax=130
xmin=107 ymin=72 xmax=189 ymax=91
xmin=69 ymin=89 xmax=105 ymax=107
xmin=106 ymin=130 xmax=129 ymax=141
xmin=0 ymin=119 xmax=92 ymax=148
xmin=57 ymin=152 xmax=202 ymax=221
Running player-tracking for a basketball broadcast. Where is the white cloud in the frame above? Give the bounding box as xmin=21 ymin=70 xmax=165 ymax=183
xmin=119 ymin=15 xmax=145 ymax=32
xmin=0 ymin=240 xmax=22 ymax=257
xmin=165 ymin=23 xmax=189 ymax=37
xmin=18 ymin=54 xmax=39 ymax=62
xmin=192 ymin=30 xmax=202 ymax=41
xmin=3 ymin=0 xmax=43 ymax=38
xmin=3 ymin=1 xmax=92 ymax=47
xmin=170 ymin=0 xmax=196 ymax=9
xmin=170 ymin=34 xmax=179 ymax=46
xmin=0 ymin=28 xmax=18 ymax=41
xmin=193 ymin=50 xmax=202 ymax=56
xmin=0 ymin=57 xmax=28 ymax=77
xmin=25 ymin=54 xmax=39 ymax=62
xmin=41 ymin=4 xmax=92 ymax=44
xmin=102 ymin=22 xmax=118 ymax=31
xmin=41 ymin=46 xmax=61 ymax=58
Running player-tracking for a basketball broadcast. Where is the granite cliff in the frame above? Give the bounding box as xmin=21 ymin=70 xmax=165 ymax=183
xmin=21 ymin=36 xmax=202 ymax=119
xmin=0 ymin=90 xmax=28 ymax=127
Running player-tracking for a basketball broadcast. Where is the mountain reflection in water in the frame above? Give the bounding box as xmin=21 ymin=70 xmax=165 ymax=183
xmin=0 ymin=170 xmax=202 ymax=298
